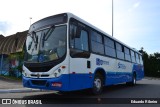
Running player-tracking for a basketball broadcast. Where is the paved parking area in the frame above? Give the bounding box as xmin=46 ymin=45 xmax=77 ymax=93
xmin=0 ymin=77 xmax=23 ymax=89
xmin=0 ymin=76 xmax=45 ymax=93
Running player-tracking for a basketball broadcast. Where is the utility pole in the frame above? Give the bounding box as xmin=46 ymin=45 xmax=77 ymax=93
xmin=112 ymin=0 xmax=114 ymax=37
xmin=30 ymin=17 xmax=32 ymax=26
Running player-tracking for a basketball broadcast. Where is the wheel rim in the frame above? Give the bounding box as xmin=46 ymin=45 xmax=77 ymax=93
xmin=134 ymin=76 xmax=136 ymax=84
xmin=94 ymin=78 xmax=101 ymax=91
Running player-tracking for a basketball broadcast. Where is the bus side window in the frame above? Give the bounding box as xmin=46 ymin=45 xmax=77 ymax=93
xmin=74 ymin=30 xmax=89 ymax=51
xmin=104 ymin=37 xmax=116 ymax=57
xmin=135 ymin=53 xmax=140 ymax=64
xmin=116 ymin=43 xmax=124 ymax=60
xmin=70 ymin=24 xmax=77 ymax=48
xmin=124 ymin=47 xmax=131 ymax=61
xmin=131 ymin=50 xmax=136 ymax=63
xmin=139 ymin=55 xmax=143 ymax=65
xmin=91 ymin=31 xmax=104 ymax=54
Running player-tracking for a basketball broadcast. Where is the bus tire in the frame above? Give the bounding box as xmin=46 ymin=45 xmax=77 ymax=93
xmin=91 ymin=73 xmax=103 ymax=95
xmin=126 ymin=73 xmax=136 ymax=86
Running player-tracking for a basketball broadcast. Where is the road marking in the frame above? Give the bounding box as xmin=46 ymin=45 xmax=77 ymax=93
xmin=0 ymin=88 xmax=42 ymax=93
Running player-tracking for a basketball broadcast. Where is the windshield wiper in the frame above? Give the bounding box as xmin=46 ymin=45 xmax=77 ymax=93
xmin=27 ymin=31 xmax=39 ymax=50
xmin=32 ymin=31 xmax=39 ymax=50
xmin=44 ymin=25 xmax=55 ymax=40
xmin=42 ymin=25 xmax=55 ymax=47
xmin=28 ymin=31 xmax=37 ymax=43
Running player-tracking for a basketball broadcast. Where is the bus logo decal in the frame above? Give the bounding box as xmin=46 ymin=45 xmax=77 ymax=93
xmin=96 ymin=58 xmax=109 ymax=66
xmin=37 ymin=73 xmax=40 ymax=78
xmin=118 ymin=62 xmax=126 ymax=69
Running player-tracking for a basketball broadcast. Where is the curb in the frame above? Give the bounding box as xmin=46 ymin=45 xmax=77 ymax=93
xmin=0 ymin=88 xmax=43 ymax=93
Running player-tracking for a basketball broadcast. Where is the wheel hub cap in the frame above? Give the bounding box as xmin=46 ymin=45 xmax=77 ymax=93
xmin=94 ymin=79 xmax=101 ymax=90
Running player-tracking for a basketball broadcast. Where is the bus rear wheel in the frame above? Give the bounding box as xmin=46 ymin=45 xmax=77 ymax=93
xmin=126 ymin=73 xmax=136 ymax=86
xmin=91 ymin=73 xmax=103 ymax=95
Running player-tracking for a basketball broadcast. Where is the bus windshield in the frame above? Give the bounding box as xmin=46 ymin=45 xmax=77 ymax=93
xmin=25 ymin=25 xmax=67 ymax=63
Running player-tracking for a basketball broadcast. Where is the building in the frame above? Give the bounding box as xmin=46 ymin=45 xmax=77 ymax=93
xmin=0 ymin=31 xmax=28 ymax=77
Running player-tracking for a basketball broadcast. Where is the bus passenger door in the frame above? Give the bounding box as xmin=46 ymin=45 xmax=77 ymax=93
xmin=69 ymin=23 xmax=91 ymax=90
xmin=69 ymin=58 xmax=91 ymax=90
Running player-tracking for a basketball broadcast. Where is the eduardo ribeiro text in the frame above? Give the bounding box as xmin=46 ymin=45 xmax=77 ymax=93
xmin=131 ymin=99 xmax=158 ymax=104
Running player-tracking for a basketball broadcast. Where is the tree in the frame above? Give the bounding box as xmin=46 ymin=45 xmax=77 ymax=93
xmin=139 ymin=47 xmax=160 ymax=78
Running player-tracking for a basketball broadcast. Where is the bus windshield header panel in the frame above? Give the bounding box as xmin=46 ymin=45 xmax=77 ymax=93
xmin=29 ymin=13 xmax=68 ymax=33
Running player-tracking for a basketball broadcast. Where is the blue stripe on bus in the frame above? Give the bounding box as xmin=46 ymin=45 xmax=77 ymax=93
xmin=23 ymin=72 xmax=133 ymax=91
xmin=133 ymin=64 xmax=144 ymax=80
xmin=23 ymin=74 xmax=94 ymax=91
xmin=106 ymin=71 xmax=132 ymax=85
xmin=23 ymin=64 xmax=144 ymax=91
xmin=23 ymin=75 xmax=70 ymax=91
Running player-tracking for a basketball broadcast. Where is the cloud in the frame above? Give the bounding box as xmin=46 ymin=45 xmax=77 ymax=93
xmin=133 ymin=2 xmax=140 ymax=8
xmin=0 ymin=21 xmax=11 ymax=35
xmin=128 ymin=1 xmax=141 ymax=12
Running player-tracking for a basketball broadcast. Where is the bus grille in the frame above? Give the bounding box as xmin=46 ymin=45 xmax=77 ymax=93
xmin=31 ymin=80 xmax=47 ymax=86
xmin=27 ymin=66 xmax=52 ymax=72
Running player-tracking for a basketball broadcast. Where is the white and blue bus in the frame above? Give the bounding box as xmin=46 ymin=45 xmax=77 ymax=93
xmin=23 ymin=13 xmax=144 ymax=94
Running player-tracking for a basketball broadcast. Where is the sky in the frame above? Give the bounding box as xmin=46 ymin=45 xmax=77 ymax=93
xmin=0 ymin=0 xmax=160 ymax=54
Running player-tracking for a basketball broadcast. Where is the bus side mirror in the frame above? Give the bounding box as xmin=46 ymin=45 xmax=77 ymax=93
xmin=70 ymin=25 xmax=81 ymax=39
xmin=75 ymin=27 xmax=81 ymax=38
xmin=71 ymin=28 xmax=75 ymax=39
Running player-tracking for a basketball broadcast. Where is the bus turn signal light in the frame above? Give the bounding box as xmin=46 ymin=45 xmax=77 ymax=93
xmin=61 ymin=66 xmax=66 ymax=69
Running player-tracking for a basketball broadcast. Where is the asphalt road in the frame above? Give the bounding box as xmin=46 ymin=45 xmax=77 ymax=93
xmin=0 ymin=76 xmax=23 ymax=89
xmin=0 ymin=78 xmax=160 ymax=107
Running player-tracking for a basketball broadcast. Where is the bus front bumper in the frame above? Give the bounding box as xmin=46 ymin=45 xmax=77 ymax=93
xmin=22 ymin=74 xmax=70 ymax=91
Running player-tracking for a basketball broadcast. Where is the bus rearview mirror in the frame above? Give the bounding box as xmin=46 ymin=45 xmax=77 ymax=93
xmin=71 ymin=25 xmax=81 ymax=39
xmin=75 ymin=27 xmax=81 ymax=38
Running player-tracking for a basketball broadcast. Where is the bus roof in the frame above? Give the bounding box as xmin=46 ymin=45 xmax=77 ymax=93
xmin=29 ymin=12 xmax=141 ymax=55
xmin=66 ymin=12 xmax=141 ymax=55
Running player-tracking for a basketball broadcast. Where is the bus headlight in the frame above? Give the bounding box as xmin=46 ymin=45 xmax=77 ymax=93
xmin=22 ymin=70 xmax=31 ymax=77
xmin=52 ymin=66 xmax=66 ymax=78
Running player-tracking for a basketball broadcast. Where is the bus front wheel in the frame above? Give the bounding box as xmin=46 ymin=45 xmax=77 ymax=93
xmin=91 ymin=73 xmax=103 ymax=95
